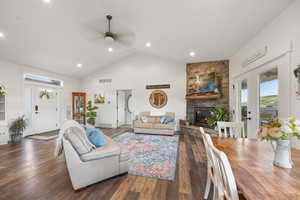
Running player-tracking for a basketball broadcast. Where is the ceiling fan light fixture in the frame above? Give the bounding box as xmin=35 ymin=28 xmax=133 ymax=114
xmin=104 ymin=33 xmax=115 ymax=43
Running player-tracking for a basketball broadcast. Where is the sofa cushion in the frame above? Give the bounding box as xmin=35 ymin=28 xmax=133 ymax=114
xmin=139 ymin=112 xmax=150 ymax=120
xmin=134 ymin=121 xmax=153 ymax=128
xmin=147 ymin=116 xmax=161 ymax=123
xmin=152 ymin=123 xmax=175 ymax=130
xmin=64 ymin=127 xmax=94 ymax=155
xmin=81 ymin=135 xmax=120 ymax=162
xmin=165 ymin=112 xmax=175 ymax=118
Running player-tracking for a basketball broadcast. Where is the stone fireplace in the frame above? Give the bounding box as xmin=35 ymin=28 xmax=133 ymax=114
xmin=194 ymin=107 xmax=215 ymax=127
xmin=186 ymin=60 xmax=230 ymax=127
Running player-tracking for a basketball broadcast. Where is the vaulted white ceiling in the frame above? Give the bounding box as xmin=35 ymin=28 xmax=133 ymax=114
xmin=0 ymin=0 xmax=294 ymax=78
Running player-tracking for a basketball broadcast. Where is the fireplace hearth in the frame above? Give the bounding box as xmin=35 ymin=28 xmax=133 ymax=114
xmin=194 ymin=107 xmax=214 ymax=127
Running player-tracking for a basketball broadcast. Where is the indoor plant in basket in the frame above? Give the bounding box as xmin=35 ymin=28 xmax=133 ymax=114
xmin=257 ymin=118 xmax=300 ymax=168
xmin=9 ymin=115 xmax=28 ymax=142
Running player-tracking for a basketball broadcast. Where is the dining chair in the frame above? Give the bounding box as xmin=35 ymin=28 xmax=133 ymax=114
xmin=210 ymin=141 xmax=239 ymax=200
xmin=217 ymin=121 xmax=245 ymax=138
xmin=203 ymin=133 xmax=239 ymax=200
xmin=200 ymin=128 xmax=223 ymax=200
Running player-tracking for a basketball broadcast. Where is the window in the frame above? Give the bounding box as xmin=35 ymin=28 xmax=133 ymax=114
xmin=259 ymin=68 xmax=278 ymax=126
xmin=24 ymin=74 xmax=63 ymax=87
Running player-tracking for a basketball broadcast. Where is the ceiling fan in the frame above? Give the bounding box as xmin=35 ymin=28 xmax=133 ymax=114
xmin=86 ymin=15 xmax=134 ymax=47
xmin=104 ymin=15 xmax=115 ymax=42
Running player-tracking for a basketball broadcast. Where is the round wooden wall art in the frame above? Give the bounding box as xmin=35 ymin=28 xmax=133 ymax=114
xmin=149 ymin=90 xmax=168 ymax=109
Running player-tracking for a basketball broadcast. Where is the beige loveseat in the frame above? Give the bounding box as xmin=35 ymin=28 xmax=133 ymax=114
xmin=133 ymin=112 xmax=176 ymax=135
xmin=55 ymin=120 xmax=129 ymax=190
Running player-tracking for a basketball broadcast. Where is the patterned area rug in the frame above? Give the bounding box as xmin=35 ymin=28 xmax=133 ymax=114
xmin=114 ymin=133 xmax=179 ymax=181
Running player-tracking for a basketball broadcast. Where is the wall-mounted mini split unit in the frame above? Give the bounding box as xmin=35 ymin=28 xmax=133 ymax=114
xmin=99 ymin=79 xmax=112 ymax=84
xmin=242 ymin=46 xmax=268 ymax=67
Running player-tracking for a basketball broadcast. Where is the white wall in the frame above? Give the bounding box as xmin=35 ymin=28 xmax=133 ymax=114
xmin=229 ymin=1 xmax=300 ymax=147
xmin=81 ymin=53 xmax=186 ymax=129
xmin=0 ymin=59 xmax=80 ymax=128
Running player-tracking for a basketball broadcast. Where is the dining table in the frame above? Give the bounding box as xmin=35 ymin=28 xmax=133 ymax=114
xmin=212 ymin=137 xmax=300 ymax=200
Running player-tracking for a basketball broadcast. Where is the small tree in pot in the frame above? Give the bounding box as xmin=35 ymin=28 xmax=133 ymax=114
xmin=86 ymin=100 xmax=98 ymax=126
xmin=9 ymin=115 xmax=28 ymax=142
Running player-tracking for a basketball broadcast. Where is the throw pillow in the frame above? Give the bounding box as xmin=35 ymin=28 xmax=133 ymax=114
xmin=160 ymin=117 xmax=166 ymax=124
xmin=164 ymin=117 xmax=175 ymax=124
xmin=85 ymin=128 xmax=106 ymax=147
xmin=141 ymin=116 xmax=148 ymax=123
xmin=65 ymin=127 xmax=94 ymax=155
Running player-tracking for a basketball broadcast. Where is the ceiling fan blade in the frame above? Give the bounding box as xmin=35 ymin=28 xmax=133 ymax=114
xmin=114 ymin=32 xmax=135 ymax=46
xmin=117 ymin=32 xmax=135 ymax=38
xmin=81 ymin=30 xmax=105 ymax=42
xmin=80 ymin=17 xmax=109 ymax=41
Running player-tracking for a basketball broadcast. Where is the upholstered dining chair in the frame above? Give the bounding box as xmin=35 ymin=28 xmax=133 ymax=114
xmin=217 ymin=121 xmax=245 ymax=138
xmin=202 ymin=131 xmax=239 ymax=200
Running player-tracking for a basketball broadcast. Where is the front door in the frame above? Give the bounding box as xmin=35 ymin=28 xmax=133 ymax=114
xmin=234 ymin=54 xmax=290 ymax=138
xmin=25 ymin=85 xmax=60 ymax=135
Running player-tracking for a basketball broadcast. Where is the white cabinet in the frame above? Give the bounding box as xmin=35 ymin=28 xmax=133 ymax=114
xmin=0 ymin=122 xmax=8 ymax=145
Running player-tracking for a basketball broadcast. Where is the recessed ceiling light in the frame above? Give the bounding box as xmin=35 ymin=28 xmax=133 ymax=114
xmin=108 ymin=47 xmax=113 ymax=52
xmin=0 ymin=32 xmax=5 ymax=38
xmin=145 ymin=42 xmax=151 ymax=47
xmin=42 ymin=0 xmax=51 ymax=3
xmin=189 ymin=51 xmax=196 ymax=57
xmin=77 ymin=63 xmax=82 ymax=68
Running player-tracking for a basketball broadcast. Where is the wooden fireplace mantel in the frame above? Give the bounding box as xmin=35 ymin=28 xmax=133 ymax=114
xmin=185 ymin=93 xmax=220 ymax=100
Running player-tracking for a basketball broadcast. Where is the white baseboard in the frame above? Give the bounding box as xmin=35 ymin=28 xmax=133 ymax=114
xmin=96 ymin=123 xmax=113 ymax=128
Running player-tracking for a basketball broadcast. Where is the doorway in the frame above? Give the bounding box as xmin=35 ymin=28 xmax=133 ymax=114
xmin=116 ymin=90 xmax=133 ymax=128
xmin=24 ymin=84 xmax=60 ymax=136
xmin=234 ymin=54 xmax=291 ymax=138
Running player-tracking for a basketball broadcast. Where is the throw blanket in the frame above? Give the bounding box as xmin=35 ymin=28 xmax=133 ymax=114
xmin=54 ymin=134 xmax=64 ymax=157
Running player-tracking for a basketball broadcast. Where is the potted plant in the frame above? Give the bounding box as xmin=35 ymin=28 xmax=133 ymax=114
xmin=185 ymin=116 xmax=192 ymax=126
xmin=9 ymin=115 xmax=28 ymax=142
xmin=206 ymin=108 xmax=229 ymax=129
xmin=86 ymin=100 xmax=98 ymax=126
xmin=257 ymin=118 xmax=300 ymax=168
xmin=0 ymin=86 xmax=5 ymax=97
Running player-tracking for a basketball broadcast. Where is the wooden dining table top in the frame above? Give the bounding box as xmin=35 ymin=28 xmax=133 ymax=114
xmin=212 ymin=137 xmax=300 ymax=200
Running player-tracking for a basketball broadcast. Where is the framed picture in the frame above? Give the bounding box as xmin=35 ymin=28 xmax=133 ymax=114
xmin=187 ymin=72 xmax=219 ymax=95
xmin=94 ymin=94 xmax=105 ymax=104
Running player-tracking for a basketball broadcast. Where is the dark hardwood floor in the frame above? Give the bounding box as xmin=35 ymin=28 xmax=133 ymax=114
xmin=0 ymin=128 xmax=215 ymax=200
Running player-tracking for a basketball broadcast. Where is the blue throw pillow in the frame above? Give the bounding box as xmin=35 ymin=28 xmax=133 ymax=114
xmin=163 ymin=117 xmax=175 ymax=124
xmin=85 ymin=128 xmax=106 ymax=147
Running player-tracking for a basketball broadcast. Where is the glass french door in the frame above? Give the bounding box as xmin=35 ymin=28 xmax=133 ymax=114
xmin=234 ymin=54 xmax=290 ymax=138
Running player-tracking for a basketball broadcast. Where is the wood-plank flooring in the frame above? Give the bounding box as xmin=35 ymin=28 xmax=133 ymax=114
xmin=0 ymin=128 xmax=217 ymax=200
